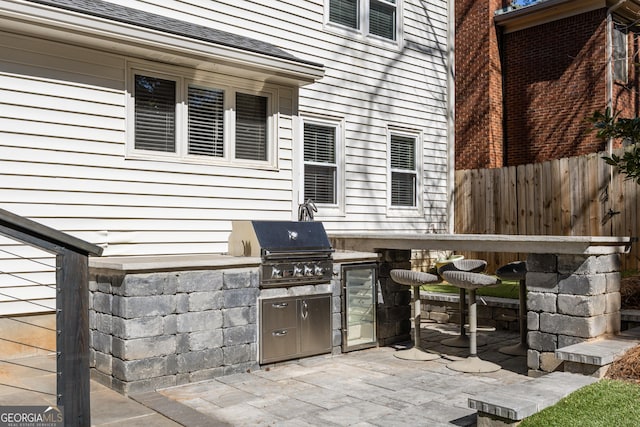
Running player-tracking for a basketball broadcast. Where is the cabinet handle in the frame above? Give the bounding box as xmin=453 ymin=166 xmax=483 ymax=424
xmin=301 ymin=300 xmax=308 ymax=320
xmin=272 ymin=330 xmax=288 ymax=337
xmin=272 ymin=302 xmax=288 ymax=308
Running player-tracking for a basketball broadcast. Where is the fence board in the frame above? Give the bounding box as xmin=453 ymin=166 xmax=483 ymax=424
xmin=454 ymin=148 xmax=639 ymax=273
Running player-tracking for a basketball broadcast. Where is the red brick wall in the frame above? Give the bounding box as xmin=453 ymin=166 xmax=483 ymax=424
xmin=503 ymin=9 xmax=609 ymax=166
xmin=455 ymin=0 xmax=508 ymax=169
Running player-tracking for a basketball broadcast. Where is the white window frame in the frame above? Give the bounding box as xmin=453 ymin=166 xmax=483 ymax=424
xmin=299 ymin=115 xmax=345 ymax=217
xmin=613 ymin=22 xmax=628 ymax=84
xmin=387 ymin=127 xmax=423 ymax=216
xmin=325 ymin=0 xmax=402 ymax=46
xmin=126 ymin=61 xmax=278 ymax=169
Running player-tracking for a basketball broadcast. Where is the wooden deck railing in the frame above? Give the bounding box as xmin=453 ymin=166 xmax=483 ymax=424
xmin=0 ymin=208 xmax=102 ymax=426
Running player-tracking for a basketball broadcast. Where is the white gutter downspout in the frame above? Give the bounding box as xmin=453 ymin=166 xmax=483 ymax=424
xmin=447 ymin=0 xmax=456 ymax=234
xmin=607 ymin=0 xmax=627 ymax=155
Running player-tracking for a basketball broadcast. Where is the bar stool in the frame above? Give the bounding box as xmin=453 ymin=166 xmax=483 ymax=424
xmin=497 ymin=261 xmax=528 ymax=356
xmin=440 ymin=270 xmax=501 ymax=373
xmin=437 ymin=259 xmax=488 ymax=348
xmin=390 ymin=269 xmax=441 ymax=361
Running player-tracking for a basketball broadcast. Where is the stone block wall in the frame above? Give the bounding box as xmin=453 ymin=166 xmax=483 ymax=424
xmin=89 ymin=268 xmax=260 ymax=395
xmin=526 ymin=253 xmax=621 ymax=375
xmin=89 ymin=261 xmax=355 ymax=394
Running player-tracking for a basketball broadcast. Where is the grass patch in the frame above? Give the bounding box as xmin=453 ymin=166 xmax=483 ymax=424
xmin=422 ymin=279 xmax=520 ymax=299
xmin=519 ymin=379 xmax=640 ymax=426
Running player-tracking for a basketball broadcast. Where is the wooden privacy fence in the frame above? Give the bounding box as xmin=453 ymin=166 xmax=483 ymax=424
xmin=454 ymin=148 xmax=640 ymax=273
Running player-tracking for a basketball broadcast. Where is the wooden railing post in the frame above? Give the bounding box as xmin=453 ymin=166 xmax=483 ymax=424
xmin=57 ymin=248 xmax=90 ymax=426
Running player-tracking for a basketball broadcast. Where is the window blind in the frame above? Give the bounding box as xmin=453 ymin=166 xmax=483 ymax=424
xmin=304 ymin=123 xmax=337 ymax=204
xmin=235 ymin=93 xmax=267 ymax=161
xmin=391 ymin=134 xmax=415 ymax=170
xmin=391 ymin=172 xmax=416 ymax=206
xmin=188 ymin=86 xmax=224 ymax=157
xmin=329 ymin=0 xmax=359 ymax=29
xmin=370 ymin=0 xmax=396 ymax=40
xmin=134 ymin=75 xmax=176 ymax=152
xmin=391 ymin=134 xmax=416 ymax=206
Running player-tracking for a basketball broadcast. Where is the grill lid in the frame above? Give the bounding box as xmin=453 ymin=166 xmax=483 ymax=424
xmin=228 ymin=220 xmax=332 ymax=257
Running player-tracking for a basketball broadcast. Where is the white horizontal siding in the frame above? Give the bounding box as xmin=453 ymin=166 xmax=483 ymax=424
xmin=0 ymin=0 xmax=451 ymax=314
xmin=0 ymin=238 xmax=55 ymax=316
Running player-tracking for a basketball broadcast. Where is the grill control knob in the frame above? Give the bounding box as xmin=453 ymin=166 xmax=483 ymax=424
xmin=271 ymin=267 xmax=283 ymax=279
xmin=314 ymin=265 xmax=324 ymax=276
xmin=304 ymin=265 xmax=313 ymax=276
xmin=293 ymin=265 xmax=303 ymax=277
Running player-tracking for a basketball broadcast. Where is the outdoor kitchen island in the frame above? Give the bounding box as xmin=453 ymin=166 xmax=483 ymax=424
xmin=87 ymin=248 xmax=378 ymax=395
xmin=330 ymin=233 xmax=633 ymax=376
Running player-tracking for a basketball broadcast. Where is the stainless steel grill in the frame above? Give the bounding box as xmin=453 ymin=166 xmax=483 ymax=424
xmin=228 ymin=220 xmax=334 ymax=287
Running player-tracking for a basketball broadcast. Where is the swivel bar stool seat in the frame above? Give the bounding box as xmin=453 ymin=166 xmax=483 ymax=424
xmin=390 ymin=269 xmax=441 ymax=361
xmin=437 ymin=259 xmax=488 ymax=348
xmin=497 ymin=261 xmax=528 ymax=356
xmin=440 ymin=270 xmax=501 ymax=373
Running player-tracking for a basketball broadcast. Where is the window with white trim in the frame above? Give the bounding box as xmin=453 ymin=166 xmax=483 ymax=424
xmin=303 ymin=122 xmax=338 ymax=205
xmin=613 ymin=22 xmax=628 ymax=84
xmin=328 ymin=0 xmax=399 ymax=42
xmin=129 ymin=68 xmax=273 ymax=165
xmin=390 ymin=133 xmax=417 ymax=207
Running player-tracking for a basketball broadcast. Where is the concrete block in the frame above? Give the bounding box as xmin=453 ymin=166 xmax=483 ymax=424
xmin=558 ymin=274 xmax=607 ymax=296
xmin=112 ymin=357 xmax=167 ymax=381
xmin=94 ymin=351 xmax=112 ymax=374
xmin=594 ymin=254 xmax=621 ymax=274
xmin=91 ymin=330 xmax=112 ymax=354
xmin=223 ymin=288 xmax=259 ymax=308
xmin=606 ymin=272 xmax=621 ymax=293
xmin=177 ymin=270 xmax=223 ymax=293
xmin=177 ymin=348 xmax=223 ymax=372
xmin=528 ymin=331 xmax=557 ymax=352
xmin=189 ymin=291 xmax=223 ymax=311
xmin=223 ymin=324 xmax=257 ymax=346
xmin=163 ymin=314 xmax=177 ymax=335
xmin=526 ymin=272 xmax=558 ymax=293
xmin=113 ymin=336 xmax=176 ymax=360
xmin=112 ymin=316 xmax=163 ymax=339
xmin=540 ymin=313 xmax=606 ymax=338
xmin=119 ymin=375 xmax=177 ymax=395
xmin=223 ymin=306 xmax=253 ymax=327
xmin=177 ymin=310 xmax=223 ymax=333
xmin=176 ymin=333 xmax=189 ymax=354
xmin=95 ymin=313 xmax=113 ymax=334
xmin=557 ymin=255 xmax=595 ymax=275
xmin=223 ymin=344 xmax=253 ymax=365
xmin=527 ymin=311 xmax=539 ymax=331
xmin=606 ymin=311 xmax=621 ymax=334
xmin=223 ymin=269 xmax=258 ymax=289
xmin=527 ymin=292 xmax=557 ymax=313
xmin=558 ymin=335 xmax=587 ymax=349
xmin=526 ymin=254 xmax=557 ymax=273
xmin=92 ymin=293 xmax=112 ymax=314
xmin=117 ymin=274 xmax=165 ymax=296
xmin=188 ymin=329 xmax=223 ymax=351
xmin=527 ymin=349 xmax=540 ymax=370
xmin=557 ymin=294 xmax=606 ymax=317
xmin=605 ymin=292 xmax=621 ymax=314
xmin=175 ymin=294 xmax=189 ymax=313
xmin=166 ymin=354 xmax=178 ymax=375
xmin=113 ymin=295 xmax=175 ymax=319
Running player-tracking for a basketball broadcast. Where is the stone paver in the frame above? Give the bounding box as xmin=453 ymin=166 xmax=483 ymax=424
xmin=0 ymin=321 xmax=529 ymax=426
xmin=147 ymin=321 xmax=528 ymax=426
